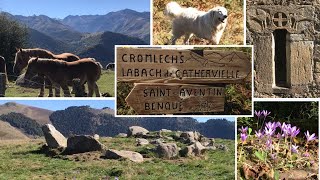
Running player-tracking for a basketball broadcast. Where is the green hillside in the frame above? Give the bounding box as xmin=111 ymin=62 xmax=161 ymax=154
xmin=0 ymin=138 xmax=234 ymax=179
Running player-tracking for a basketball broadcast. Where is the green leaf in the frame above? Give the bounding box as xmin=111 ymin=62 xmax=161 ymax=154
xmin=285 ymin=164 xmax=294 ymax=168
xmin=248 ymin=128 xmax=252 ymax=135
xmin=254 ymin=151 xmax=266 ymax=161
xmin=274 ymin=170 xmax=280 ymax=180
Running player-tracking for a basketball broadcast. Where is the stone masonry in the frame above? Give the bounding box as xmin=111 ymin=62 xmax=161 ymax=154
xmin=247 ymin=0 xmax=320 ymax=97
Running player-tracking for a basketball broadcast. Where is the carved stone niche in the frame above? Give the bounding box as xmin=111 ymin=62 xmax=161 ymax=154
xmin=247 ymin=5 xmax=316 ymax=95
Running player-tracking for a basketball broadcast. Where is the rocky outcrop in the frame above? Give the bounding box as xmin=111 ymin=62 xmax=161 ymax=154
xmin=201 ymin=138 xmax=215 ymax=147
xmin=180 ymin=141 xmax=206 ymax=157
xmin=180 ymin=131 xmax=203 ymax=144
xmin=136 ymin=138 xmax=149 ymax=146
xmin=155 ymin=143 xmax=179 ymax=159
xmin=66 ymin=135 xmax=104 ymax=154
xmin=127 ymin=126 xmax=149 ymax=137
xmin=117 ymin=133 xmax=127 ymax=138
xmin=42 ymin=124 xmax=67 ymax=148
xmin=104 ymin=149 xmax=144 ymax=163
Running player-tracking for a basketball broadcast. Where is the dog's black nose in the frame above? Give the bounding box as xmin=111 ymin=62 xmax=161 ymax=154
xmin=223 ymin=15 xmax=228 ymax=18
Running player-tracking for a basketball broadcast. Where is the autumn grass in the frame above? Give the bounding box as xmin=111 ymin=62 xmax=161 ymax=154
xmin=0 ymin=138 xmax=235 ymax=179
xmin=153 ymin=0 xmax=244 ymax=45
xmin=4 ymin=70 xmax=115 ymax=97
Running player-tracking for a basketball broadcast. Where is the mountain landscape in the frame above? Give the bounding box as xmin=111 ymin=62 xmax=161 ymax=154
xmin=1 ymin=9 xmax=150 ymax=66
xmin=0 ymin=102 xmax=235 ymax=179
xmin=0 ymin=102 xmax=52 ymax=125
xmin=62 ymin=9 xmax=150 ymax=42
xmin=0 ymin=102 xmax=235 ymax=140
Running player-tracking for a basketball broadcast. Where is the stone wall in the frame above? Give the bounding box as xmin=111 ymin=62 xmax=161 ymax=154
xmin=247 ymin=0 xmax=320 ymax=97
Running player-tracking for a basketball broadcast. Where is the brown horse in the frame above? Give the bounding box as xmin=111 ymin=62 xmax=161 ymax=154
xmin=25 ymin=57 xmax=101 ymax=97
xmin=14 ymin=48 xmax=80 ymax=97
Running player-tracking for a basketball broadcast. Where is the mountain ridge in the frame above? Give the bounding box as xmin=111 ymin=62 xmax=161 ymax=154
xmin=0 ymin=105 xmax=234 ymax=140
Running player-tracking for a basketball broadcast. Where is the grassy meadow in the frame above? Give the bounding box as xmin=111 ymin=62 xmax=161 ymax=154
xmin=5 ymin=70 xmax=115 ymax=97
xmin=153 ymin=0 xmax=244 ymax=45
xmin=0 ymin=138 xmax=234 ymax=179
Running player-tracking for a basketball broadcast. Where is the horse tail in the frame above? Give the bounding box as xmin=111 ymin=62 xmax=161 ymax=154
xmin=95 ymin=61 xmax=103 ymax=80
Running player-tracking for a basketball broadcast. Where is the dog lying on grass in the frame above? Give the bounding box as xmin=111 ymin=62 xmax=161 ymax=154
xmin=165 ymin=1 xmax=228 ymax=45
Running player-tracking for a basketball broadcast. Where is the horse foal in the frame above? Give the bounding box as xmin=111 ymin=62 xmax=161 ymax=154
xmin=25 ymin=57 xmax=101 ymax=97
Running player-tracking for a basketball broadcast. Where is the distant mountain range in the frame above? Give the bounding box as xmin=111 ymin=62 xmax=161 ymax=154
xmin=62 ymin=9 xmax=150 ymax=42
xmin=0 ymin=103 xmax=235 ymax=140
xmin=1 ymin=9 xmax=150 ymax=66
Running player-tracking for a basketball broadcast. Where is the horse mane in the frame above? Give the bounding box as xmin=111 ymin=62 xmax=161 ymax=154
xmin=21 ymin=48 xmax=55 ymax=59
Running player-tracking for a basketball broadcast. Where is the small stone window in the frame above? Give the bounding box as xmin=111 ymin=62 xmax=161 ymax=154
xmin=273 ymin=29 xmax=288 ymax=88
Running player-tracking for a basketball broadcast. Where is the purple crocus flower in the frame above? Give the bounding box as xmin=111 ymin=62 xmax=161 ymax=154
xmin=291 ymin=144 xmax=299 ymax=153
xmin=276 ymin=132 xmax=283 ymax=139
xmin=240 ymin=133 xmax=248 ymax=142
xmin=270 ymin=153 xmax=277 ymax=160
xmin=255 ymin=110 xmax=262 ymax=118
xmin=264 ymin=127 xmax=275 ymax=136
xmin=255 ymin=130 xmax=264 ymax=139
xmin=281 ymin=123 xmax=291 ymax=136
xmin=302 ymin=152 xmax=310 ymax=157
xmin=265 ymin=122 xmax=277 ymax=130
xmin=280 ymin=122 xmax=287 ymax=131
xmin=239 ymin=126 xmax=248 ymax=134
xmin=262 ymin=110 xmax=271 ymax=118
xmin=276 ymin=122 xmax=281 ymax=128
xmin=304 ymin=131 xmax=317 ymax=142
xmin=266 ymin=138 xmax=272 ymax=149
xmin=289 ymin=126 xmax=300 ymax=138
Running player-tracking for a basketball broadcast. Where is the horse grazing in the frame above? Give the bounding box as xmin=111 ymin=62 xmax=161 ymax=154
xmin=13 ymin=48 xmax=80 ymax=97
xmin=25 ymin=57 xmax=101 ymax=97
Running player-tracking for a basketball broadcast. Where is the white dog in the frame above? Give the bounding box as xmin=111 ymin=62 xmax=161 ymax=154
xmin=165 ymin=2 xmax=228 ymax=45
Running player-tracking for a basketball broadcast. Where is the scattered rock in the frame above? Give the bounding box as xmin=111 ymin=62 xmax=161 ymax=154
xmin=127 ymin=126 xmax=149 ymax=137
xmin=104 ymin=149 xmax=144 ymax=163
xmin=136 ymin=138 xmax=149 ymax=146
xmin=150 ymin=139 xmax=165 ymax=145
xmin=42 ymin=124 xmax=67 ymax=148
xmin=93 ymin=134 xmax=99 ymax=140
xmin=117 ymin=133 xmax=127 ymax=138
xmin=155 ymin=143 xmax=179 ymax=159
xmin=216 ymin=144 xmax=229 ymax=151
xmin=180 ymin=141 xmax=206 ymax=157
xmin=201 ymin=138 xmax=215 ymax=147
xmin=180 ymin=131 xmax=201 ymax=143
xmin=66 ymin=135 xmax=104 ymax=154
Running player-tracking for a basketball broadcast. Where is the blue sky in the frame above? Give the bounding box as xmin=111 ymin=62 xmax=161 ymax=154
xmin=0 ymin=100 xmax=115 ymax=111
xmin=0 ymin=0 xmax=150 ymax=18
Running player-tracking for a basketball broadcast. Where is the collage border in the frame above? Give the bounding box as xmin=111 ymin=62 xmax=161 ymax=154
xmin=2 ymin=0 xmax=319 ymax=179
